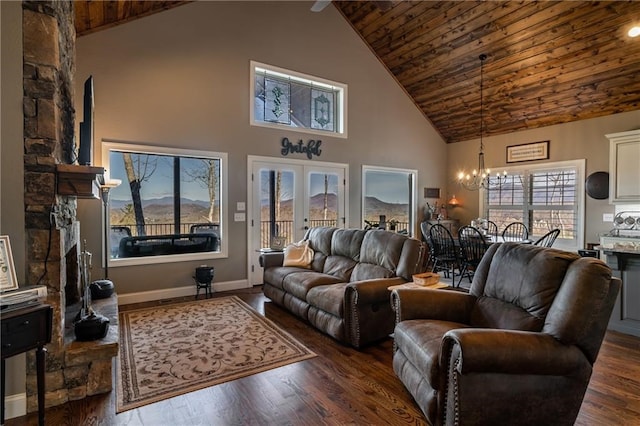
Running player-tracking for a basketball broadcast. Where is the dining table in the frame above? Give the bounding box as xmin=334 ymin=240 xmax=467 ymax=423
xmin=456 ymin=227 xmax=534 ymax=245
xmin=485 ymin=235 xmax=534 ymax=244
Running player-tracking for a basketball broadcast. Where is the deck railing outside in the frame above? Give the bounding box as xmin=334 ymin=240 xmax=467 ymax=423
xmin=113 ymin=219 xmax=409 ymax=250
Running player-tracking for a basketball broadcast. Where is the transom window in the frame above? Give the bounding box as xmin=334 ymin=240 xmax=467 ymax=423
xmin=481 ymin=160 xmax=585 ymax=251
xmin=250 ymin=61 xmax=347 ymax=138
xmin=102 ymin=141 xmax=228 ymax=266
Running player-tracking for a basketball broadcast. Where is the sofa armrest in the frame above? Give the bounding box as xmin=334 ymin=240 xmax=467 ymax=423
xmin=344 ymin=277 xmax=405 ymax=348
xmin=392 ymin=288 xmax=476 ymax=324
xmin=442 ymin=328 xmax=587 ymax=376
xmin=346 ymin=277 xmax=405 ymax=304
xmin=259 ymin=251 xmax=284 ymax=268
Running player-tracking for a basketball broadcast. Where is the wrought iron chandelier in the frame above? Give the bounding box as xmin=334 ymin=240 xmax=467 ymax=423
xmin=457 ymin=54 xmax=507 ymax=191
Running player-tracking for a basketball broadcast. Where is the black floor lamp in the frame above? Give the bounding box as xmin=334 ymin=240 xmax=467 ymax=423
xmin=88 ymin=178 xmax=122 ymax=302
xmin=99 ymin=178 xmax=121 ymax=280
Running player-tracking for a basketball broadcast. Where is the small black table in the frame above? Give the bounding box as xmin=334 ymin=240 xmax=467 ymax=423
xmin=1 ymin=303 xmax=53 ymax=426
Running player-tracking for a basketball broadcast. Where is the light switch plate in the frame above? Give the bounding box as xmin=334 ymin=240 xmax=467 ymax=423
xmin=234 ymin=212 xmax=246 ymax=222
xmin=237 ymin=202 xmax=246 ymax=211
xmin=603 ymin=213 xmax=614 ymax=222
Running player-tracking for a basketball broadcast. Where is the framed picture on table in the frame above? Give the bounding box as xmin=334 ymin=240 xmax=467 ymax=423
xmin=0 ymin=235 xmax=19 ymax=292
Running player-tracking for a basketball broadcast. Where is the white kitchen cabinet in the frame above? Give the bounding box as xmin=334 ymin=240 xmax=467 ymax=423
xmin=608 ymin=130 xmax=640 ymax=203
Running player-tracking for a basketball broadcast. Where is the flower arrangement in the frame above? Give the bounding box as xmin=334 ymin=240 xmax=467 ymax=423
xmin=424 ymin=201 xmax=439 ymax=220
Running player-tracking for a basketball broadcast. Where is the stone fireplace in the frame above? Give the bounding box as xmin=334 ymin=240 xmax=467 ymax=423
xmin=22 ymin=1 xmax=117 ymax=412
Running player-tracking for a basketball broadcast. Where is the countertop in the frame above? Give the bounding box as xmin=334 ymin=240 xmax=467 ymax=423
xmin=599 ymin=247 xmax=640 ymax=256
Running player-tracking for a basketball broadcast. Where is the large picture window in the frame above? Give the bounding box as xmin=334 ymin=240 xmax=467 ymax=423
xmin=102 ymin=141 xmax=228 ymax=265
xmin=362 ymin=166 xmax=417 ymax=237
xmin=250 ymin=61 xmax=347 ymax=138
xmin=482 ymin=160 xmax=585 ymax=251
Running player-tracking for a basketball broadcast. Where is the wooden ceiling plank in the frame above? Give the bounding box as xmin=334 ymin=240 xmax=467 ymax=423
xmin=362 ymin=1 xmax=467 ymax=49
xmin=356 ymin=0 xmax=421 ymax=40
xmin=104 ymin=1 xmax=120 ymax=26
xmin=379 ymin=1 xmax=547 ymax=72
xmin=410 ymin=25 xmax=639 ymax=109
xmin=394 ymin=1 xmax=605 ymax=88
xmin=427 ymin=74 xmax=640 ymax=130
xmin=73 ymin=1 xmax=92 ymax=36
xmin=87 ymin=0 xmax=105 ymax=32
xmin=402 ymin=2 xmax=634 ymax=105
xmin=372 ymin=1 xmax=502 ymax=67
xmin=334 ymin=1 xmax=378 ymax=27
xmin=76 ymin=0 xmax=190 ymax=37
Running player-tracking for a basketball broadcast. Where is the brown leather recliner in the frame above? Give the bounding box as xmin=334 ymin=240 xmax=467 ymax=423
xmin=391 ymin=242 xmax=621 ymax=426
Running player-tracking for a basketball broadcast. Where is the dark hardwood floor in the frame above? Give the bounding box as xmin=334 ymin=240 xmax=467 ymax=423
xmin=6 ymin=286 xmax=640 ymax=425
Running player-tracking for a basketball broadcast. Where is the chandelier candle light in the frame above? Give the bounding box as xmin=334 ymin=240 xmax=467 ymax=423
xmin=457 ymin=54 xmax=507 ymax=191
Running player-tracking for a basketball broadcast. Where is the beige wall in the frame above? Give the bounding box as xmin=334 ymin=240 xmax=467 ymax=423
xmin=75 ymin=1 xmax=446 ymax=295
xmin=447 ymin=109 xmax=640 ymax=245
xmin=1 ymin=0 xmax=26 ymax=407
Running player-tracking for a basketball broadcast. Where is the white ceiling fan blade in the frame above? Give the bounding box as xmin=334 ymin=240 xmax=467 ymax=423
xmin=311 ymin=0 xmax=331 ymax=12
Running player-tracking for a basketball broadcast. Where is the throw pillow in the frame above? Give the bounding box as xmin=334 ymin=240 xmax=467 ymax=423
xmin=283 ymin=240 xmax=314 ymax=268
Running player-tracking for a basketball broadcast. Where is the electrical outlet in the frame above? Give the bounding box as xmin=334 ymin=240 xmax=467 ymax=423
xmin=603 ymin=213 xmax=614 ymax=222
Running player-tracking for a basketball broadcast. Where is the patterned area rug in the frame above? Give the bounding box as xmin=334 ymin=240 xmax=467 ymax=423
xmin=117 ymin=295 xmax=316 ymax=413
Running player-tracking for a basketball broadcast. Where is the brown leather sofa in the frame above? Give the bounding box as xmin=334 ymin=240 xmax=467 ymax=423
xmin=261 ymin=227 xmax=425 ymax=348
xmin=391 ymin=242 xmax=620 ymax=426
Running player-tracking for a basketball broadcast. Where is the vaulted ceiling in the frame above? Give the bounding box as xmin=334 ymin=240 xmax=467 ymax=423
xmin=74 ymin=1 xmax=640 ymax=143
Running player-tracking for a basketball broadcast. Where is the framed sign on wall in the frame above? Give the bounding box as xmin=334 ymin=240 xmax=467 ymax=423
xmin=507 ymin=140 xmax=550 ymax=163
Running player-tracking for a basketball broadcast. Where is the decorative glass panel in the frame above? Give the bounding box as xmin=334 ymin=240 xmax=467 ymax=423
xmin=311 ymin=89 xmax=334 ymax=131
xmin=264 ymin=78 xmax=290 ymax=124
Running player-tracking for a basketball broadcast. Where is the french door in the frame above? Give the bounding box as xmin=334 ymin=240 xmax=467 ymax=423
xmin=247 ymin=156 xmax=348 ymax=285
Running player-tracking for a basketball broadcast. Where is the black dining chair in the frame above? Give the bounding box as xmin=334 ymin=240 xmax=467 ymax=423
xmin=486 ymin=220 xmax=499 ymax=239
xmin=428 ymin=223 xmax=460 ymax=283
xmin=457 ymin=225 xmax=489 ymax=286
xmin=533 ymin=228 xmax=560 ymax=247
xmin=420 ymin=221 xmax=436 ymax=271
xmin=502 ymin=221 xmax=529 ymax=241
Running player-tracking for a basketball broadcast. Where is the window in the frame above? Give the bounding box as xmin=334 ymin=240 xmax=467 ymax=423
xmin=102 ymin=141 xmax=227 ymax=265
xmin=482 ymin=160 xmax=585 ymax=251
xmin=362 ymin=166 xmax=417 ymax=237
xmin=250 ymin=61 xmax=347 ymax=138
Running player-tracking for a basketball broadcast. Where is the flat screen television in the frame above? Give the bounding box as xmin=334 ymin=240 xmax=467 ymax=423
xmin=78 ymin=76 xmax=94 ymax=165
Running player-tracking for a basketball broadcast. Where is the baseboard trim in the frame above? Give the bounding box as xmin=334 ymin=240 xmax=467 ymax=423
xmin=4 ymin=392 xmax=26 ymax=420
xmin=117 ymin=279 xmax=250 ymax=305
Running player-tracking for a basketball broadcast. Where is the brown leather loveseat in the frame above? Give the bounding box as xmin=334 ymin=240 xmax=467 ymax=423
xmin=261 ymin=226 xmax=424 ymax=348
xmin=392 ymin=242 xmax=620 ymax=425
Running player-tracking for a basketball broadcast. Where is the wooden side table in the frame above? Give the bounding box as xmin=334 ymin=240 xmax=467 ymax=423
xmin=1 ymin=303 xmax=53 ymax=426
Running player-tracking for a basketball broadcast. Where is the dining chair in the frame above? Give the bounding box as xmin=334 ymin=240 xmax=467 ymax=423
xmin=428 ymin=223 xmax=460 ymax=283
xmin=457 ymin=225 xmax=489 ymax=286
xmin=486 ymin=220 xmax=499 ymax=238
xmin=420 ymin=221 xmax=436 ymax=271
xmin=533 ymin=228 xmax=560 ymax=247
xmin=502 ymin=221 xmax=529 ymax=241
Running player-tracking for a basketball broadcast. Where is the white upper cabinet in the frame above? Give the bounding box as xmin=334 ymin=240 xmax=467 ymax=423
xmin=608 ymin=130 xmax=640 ymax=203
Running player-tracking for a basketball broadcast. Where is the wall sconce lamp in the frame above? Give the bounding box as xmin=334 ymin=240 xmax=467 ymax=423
xmin=448 ymin=195 xmax=460 ymax=207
